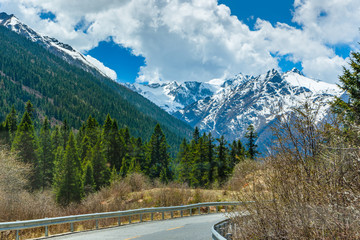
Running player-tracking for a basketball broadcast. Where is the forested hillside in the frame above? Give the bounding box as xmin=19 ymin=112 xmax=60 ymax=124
xmin=0 ymin=25 xmax=192 ymax=153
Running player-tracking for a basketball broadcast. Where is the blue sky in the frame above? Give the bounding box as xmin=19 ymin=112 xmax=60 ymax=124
xmin=87 ymin=0 xmax=303 ymax=83
xmin=2 ymin=0 xmax=359 ymax=84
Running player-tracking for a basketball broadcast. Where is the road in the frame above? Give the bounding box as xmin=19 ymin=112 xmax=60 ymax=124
xmin=46 ymin=213 xmax=226 ymax=240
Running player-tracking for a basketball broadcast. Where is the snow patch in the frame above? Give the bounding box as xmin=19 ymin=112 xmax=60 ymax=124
xmin=85 ymin=55 xmax=117 ymax=80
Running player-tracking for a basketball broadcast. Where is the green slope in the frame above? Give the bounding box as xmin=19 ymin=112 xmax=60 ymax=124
xmin=0 ymin=25 xmax=192 ymax=153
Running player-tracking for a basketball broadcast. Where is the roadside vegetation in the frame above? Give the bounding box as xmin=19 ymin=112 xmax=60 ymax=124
xmin=228 ymin=49 xmax=360 ymax=239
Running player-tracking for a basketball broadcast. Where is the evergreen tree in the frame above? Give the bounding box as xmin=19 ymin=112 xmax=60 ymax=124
xmin=12 ymin=108 xmax=39 ymax=189
xmin=102 ymin=119 xmax=124 ymax=170
xmin=215 ymin=135 xmax=229 ymax=184
xmin=2 ymin=106 xmax=17 ymax=144
xmin=51 ymin=126 xmax=62 ymax=153
xmin=133 ymin=137 xmax=146 ymax=172
xmin=193 ymin=127 xmax=200 ymax=144
xmin=146 ymin=124 xmax=171 ymax=182
xmin=60 ymin=119 xmax=70 ymax=149
xmin=177 ymin=138 xmax=191 ymax=185
xmin=229 ymin=139 xmax=245 ymax=169
xmin=83 ymin=161 xmax=95 ymax=194
xmin=332 ymin=49 xmax=360 ymax=123
xmin=91 ymin=139 xmax=110 ymax=190
xmin=38 ymin=117 xmax=54 ymax=190
xmin=25 ymin=100 xmax=34 ymax=120
xmin=245 ymin=124 xmax=258 ymax=160
xmin=206 ymin=133 xmax=216 ymax=184
xmin=53 ymin=132 xmax=83 ymax=205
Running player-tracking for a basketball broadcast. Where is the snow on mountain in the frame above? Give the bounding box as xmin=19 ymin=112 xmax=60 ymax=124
xmin=130 ymin=68 xmax=343 ymax=153
xmin=0 ymin=12 xmax=116 ymax=80
xmin=174 ymin=69 xmax=342 ymax=152
xmin=129 ymin=81 xmax=217 ymax=113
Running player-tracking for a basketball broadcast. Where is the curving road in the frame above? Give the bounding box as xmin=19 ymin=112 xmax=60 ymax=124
xmin=46 ymin=213 xmax=226 ymax=240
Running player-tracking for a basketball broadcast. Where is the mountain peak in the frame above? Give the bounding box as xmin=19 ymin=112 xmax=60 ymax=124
xmin=0 ymin=12 xmax=117 ymax=80
xmin=0 ymin=12 xmax=14 ymax=20
xmin=288 ymin=67 xmax=303 ymax=75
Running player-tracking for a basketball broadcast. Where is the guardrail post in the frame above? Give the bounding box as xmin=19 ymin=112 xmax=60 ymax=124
xmin=71 ymin=223 xmax=74 ymax=232
xmin=162 ymin=212 xmax=165 ymax=220
xmin=180 ymin=210 xmax=183 ymax=218
xmin=171 ymin=211 xmax=173 ymax=219
xmin=45 ymin=225 xmax=48 ymax=237
xmin=129 ymin=216 xmax=132 ymax=224
xmin=118 ymin=217 xmax=121 ymax=226
xmin=16 ymin=230 xmax=19 ymax=240
xmin=216 ymin=206 xmax=218 ymax=213
xmin=151 ymin=213 xmax=154 ymax=221
xmin=208 ymin=206 xmax=210 ymax=214
xmin=198 ymin=207 xmax=201 ymax=215
xmin=190 ymin=208 xmax=192 ymax=216
xmin=96 ymin=219 xmax=99 ymax=229
xmin=225 ymin=206 xmax=228 ymax=212
xmin=140 ymin=214 xmax=143 ymax=223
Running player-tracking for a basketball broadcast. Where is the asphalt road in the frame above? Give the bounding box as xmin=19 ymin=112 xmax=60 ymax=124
xmin=46 ymin=213 xmax=226 ymax=240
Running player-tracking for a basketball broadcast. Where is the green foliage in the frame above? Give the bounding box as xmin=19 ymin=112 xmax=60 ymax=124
xmin=91 ymin=139 xmax=110 ymax=190
xmin=175 ymin=129 xmax=241 ymax=187
xmin=38 ymin=117 xmax=54 ymax=190
xmin=53 ymin=132 xmax=83 ymax=205
xmin=11 ymin=109 xmax=39 ymax=189
xmin=332 ymin=50 xmax=360 ymax=124
xmin=215 ymin=135 xmax=230 ymax=184
xmin=145 ymin=124 xmax=171 ymax=183
xmin=229 ymin=139 xmax=245 ymax=169
xmin=0 ymin=25 xmax=192 ymax=155
xmin=83 ymin=160 xmax=95 ymax=195
xmin=245 ymin=124 xmax=258 ymax=160
xmin=1 ymin=106 xmax=17 ymax=144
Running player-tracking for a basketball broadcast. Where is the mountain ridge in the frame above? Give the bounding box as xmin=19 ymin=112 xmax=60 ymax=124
xmin=0 ymin=12 xmax=116 ymax=80
xmin=0 ymin=15 xmax=193 ymax=154
xmin=131 ymin=68 xmax=343 ymax=152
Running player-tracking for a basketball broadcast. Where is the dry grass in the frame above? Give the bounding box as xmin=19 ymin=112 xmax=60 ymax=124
xmin=228 ymin=106 xmax=360 ymax=239
xmin=0 ymin=152 xmax=234 ymax=240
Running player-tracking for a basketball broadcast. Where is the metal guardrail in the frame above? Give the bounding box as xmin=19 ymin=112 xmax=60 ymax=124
xmin=212 ymin=219 xmax=232 ymax=240
xmin=0 ymin=201 xmax=242 ymax=240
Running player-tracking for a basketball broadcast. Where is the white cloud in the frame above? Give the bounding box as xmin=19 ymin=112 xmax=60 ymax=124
xmin=1 ymin=0 xmax=359 ymax=84
xmin=84 ymin=55 xmax=117 ymax=80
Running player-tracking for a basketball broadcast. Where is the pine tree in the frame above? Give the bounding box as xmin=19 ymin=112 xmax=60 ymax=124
xmin=229 ymin=139 xmax=245 ymax=169
xmin=53 ymin=132 xmax=83 ymax=205
xmin=177 ymin=138 xmax=191 ymax=185
xmin=83 ymin=161 xmax=95 ymax=194
xmin=245 ymin=124 xmax=258 ymax=160
xmin=206 ymin=133 xmax=216 ymax=184
xmin=12 ymin=109 xmax=39 ymax=189
xmin=146 ymin=124 xmax=171 ymax=182
xmin=60 ymin=119 xmax=70 ymax=149
xmin=38 ymin=117 xmax=54 ymax=190
xmin=91 ymin=139 xmax=110 ymax=190
xmin=332 ymin=49 xmax=360 ymax=123
xmin=102 ymin=119 xmax=124 ymax=170
xmin=193 ymin=127 xmax=200 ymax=144
xmin=215 ymin=135 xmax=229 ymax=184
xmin=25 ymin=100 xmax=34 ymax=120
xmin=2 ymin=106 xmax=17 ymax=145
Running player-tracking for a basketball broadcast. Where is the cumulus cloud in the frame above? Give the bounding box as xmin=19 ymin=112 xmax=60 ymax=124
xmin=1 ymin=0 xmax=359 ymax=84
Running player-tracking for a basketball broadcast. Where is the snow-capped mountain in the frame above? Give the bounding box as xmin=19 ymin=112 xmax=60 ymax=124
xmin=132 ymin=68 xmax=343 ymax=152
xmin=0 ymin=12 xmax=116 ymax=80
xmin=128 ymin=81 xmax=217 ymax=113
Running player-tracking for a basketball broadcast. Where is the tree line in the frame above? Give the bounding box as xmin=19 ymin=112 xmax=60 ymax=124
xmin=0 ymin=101 xmax=258 ymax=205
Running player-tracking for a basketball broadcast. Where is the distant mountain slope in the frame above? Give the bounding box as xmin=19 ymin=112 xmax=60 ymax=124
xmin=127 ymin=81 xmax=217 ymax=113
xmin=0 ymin=24 xmax=192 ymax=153
xmin=131 ymin=69 xmax=343 ymax=152
xmin=0 ymin=12 xmax=115 ymax=80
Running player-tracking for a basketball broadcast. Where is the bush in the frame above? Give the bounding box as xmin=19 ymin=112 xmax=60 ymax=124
xmin=230 ymin=104 xmax=360 ymax=239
